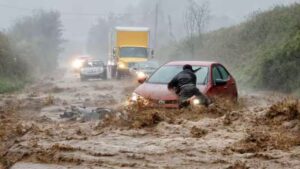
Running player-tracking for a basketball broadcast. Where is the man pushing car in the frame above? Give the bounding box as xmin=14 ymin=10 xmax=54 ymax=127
xmin=168 ymin=64 xmax=210 ymax=108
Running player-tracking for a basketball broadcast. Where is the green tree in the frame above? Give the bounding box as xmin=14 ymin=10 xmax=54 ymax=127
xmin=0 ymin=32 xmax=27 ymax=77
xmin=86 ymin=17 xmax=112 ymax=60
xmin=9 ymin=10 xmax=64 ymax=74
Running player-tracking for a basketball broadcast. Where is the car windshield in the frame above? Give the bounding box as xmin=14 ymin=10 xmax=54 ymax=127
xmin=120 ymin=47 xmax=148 ymax=58
xmin=83 ymin=61 xmax=103 ymax=67
xmin=92 ymin=61 xmax=103 ymax=66
xmin=134 ymin=61 xmax=159 ymax=69
xmin=148 ymin=65 xmax=209 ymax=85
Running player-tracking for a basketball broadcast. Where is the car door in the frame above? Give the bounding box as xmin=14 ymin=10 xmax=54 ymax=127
xmin=216 ymin=65 xmax=237 ymax=98
xmin=208 ymin=64 xmax=235 ymax=98
xmin=209 ymin=65 xmax=226 ymax=97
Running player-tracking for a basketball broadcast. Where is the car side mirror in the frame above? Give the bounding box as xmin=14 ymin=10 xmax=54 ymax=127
xmin=137 ymin=75 xmax=148 ymax=84
xmin=148 ymin=49 xmax=154 ymax=58
xmin=215 ymin=79 xmax=227 ymax=86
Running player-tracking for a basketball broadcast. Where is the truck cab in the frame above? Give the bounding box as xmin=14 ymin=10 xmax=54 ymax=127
xmin=109 ymin=27 xmax=153 ymax=79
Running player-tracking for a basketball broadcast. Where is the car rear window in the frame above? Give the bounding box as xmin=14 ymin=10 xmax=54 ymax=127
xmin=212 ymin=66 xmax=222 ymax=82
xmin=147 ymin=65 xmax=209 ymax=85
xmin=83 ymin=61 xmax=103 ymax=67
xmin=217 ymin=65 xmax=230 ymax=80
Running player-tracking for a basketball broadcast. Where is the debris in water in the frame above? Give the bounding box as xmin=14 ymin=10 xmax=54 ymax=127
xmin=190 ymin=126 xmax=208 ymax=138
xmin=60 ymin=106 xmax=113 ymax=121
xmin=266 ymin=98 xmax=299 ymax=122
xmin=226 ymin=161 xmax=249 ymax=169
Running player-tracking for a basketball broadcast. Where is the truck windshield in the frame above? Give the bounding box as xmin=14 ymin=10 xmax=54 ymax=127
xmin=119 ymin=47 xmax=148 ymax=58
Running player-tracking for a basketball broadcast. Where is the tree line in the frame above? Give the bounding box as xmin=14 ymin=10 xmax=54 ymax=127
xmin=0 ymin=10 xmax=64 ymax=92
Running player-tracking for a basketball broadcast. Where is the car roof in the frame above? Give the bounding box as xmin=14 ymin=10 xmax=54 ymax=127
xmin=165 ymin=61 xmax=218 ymax=66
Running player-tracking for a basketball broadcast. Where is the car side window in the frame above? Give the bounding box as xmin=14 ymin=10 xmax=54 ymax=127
xmin=217 ymin=65 xmax=230 ymax=80
xmin=212 ymin=66 xmax=222 ymax=83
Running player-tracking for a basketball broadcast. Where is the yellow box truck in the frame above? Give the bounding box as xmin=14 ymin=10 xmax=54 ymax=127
xmin=108 ymin=27 xmax=153 ymax=79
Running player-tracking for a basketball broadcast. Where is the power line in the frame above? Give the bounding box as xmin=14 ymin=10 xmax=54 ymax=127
xmin=0 ymin=3 xmax=32 ymax=11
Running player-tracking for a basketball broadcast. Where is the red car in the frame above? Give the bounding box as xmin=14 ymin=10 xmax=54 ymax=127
xmin=131 ymin=61 xmax=238 ymax=108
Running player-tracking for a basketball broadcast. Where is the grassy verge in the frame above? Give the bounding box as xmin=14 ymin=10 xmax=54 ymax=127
xmin=0 ymin=77 xmax=28 ymax=94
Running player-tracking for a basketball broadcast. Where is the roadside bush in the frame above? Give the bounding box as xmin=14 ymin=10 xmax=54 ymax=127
xmin=0 ymin=32 xmax=28 ymax=93
xmin=0 ymin=10 xmax=64 ymax=93
xmin=0 ymin=77 xmax=26 ymax=93
xmin=260 ymin=31 xmax=300 ymax=92
xmin=0 ymin=33 xmax=26 ymax=77
xmin=9 ymin=10 xmax=64 ymax=74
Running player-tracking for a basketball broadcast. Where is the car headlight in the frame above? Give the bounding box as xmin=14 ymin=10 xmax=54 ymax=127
xmin=72 ymin=59 xmax=83 ymax=69
xmin=136 ymin=71 xmax=147 ymax=79
xmin=130 ymin=93 xmax=150 ymax=106
xmin=118 ymin=62 xmax=126 ymax=69
xmin=192 ymin=99 xmax=200 ymax=105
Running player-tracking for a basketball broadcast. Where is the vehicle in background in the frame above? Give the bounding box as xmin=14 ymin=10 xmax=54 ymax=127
xmin=71 ymin=55 xmax=92 ymax=73
xmin=131 ymin=61 xmax=238 ymax=108
xmin=107 ymin=27 xmax=154 ymax=79
xmin=80 ymin=60 xmax=107 ymax=81
xmin=130 ymin=60 xmax=160 ymax=79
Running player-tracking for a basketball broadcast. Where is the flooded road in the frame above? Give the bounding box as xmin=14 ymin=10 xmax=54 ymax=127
xmin=1 ymin=70 xmax=299 ymax=169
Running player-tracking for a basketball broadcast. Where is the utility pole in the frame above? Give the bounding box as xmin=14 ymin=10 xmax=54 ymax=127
xmin=153 ymin=1 xmax=159 ymax=50
xmin=168 ymin=15 xmax=176 ymax=42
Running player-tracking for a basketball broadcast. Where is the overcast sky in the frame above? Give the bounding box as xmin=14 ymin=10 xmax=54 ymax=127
xmin=0 ymin=0 xmax=139 ymax=40
xmin=0 ymin=0 xmax=299 ymax=53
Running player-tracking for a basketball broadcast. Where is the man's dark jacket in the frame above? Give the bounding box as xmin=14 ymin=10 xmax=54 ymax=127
xmin=168 ymin=69 xmax=196 ymax=94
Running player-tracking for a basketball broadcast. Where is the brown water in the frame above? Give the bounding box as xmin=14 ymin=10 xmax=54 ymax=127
xmin=1 ymin=70 xmax=299 ymax=169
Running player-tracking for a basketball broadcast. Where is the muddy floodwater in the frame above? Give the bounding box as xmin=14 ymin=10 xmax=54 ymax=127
xmin=1 ymin=70 xmax=300 ymax=169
